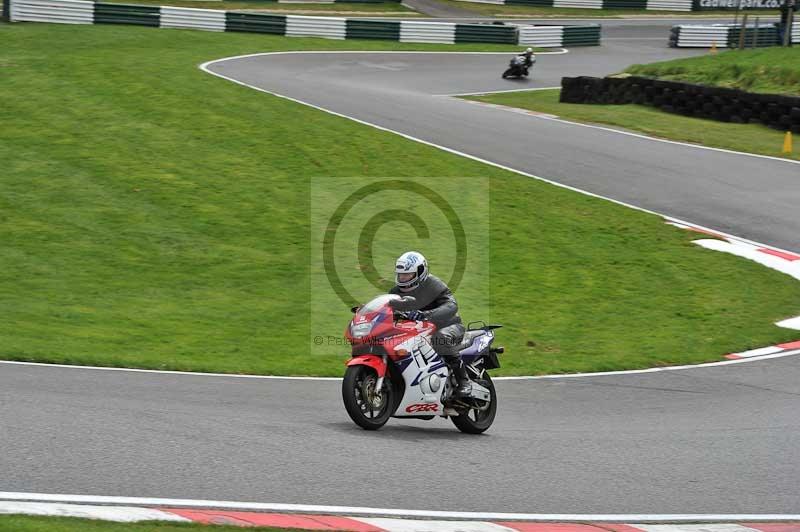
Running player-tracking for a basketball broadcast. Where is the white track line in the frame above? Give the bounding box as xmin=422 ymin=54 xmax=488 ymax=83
xmin=2 ymin=341 xmax=799 ymax=382
xmin=493 ymin=349 xmax=800 ymax=380
xmin=204 ymin=50 xmax=569 ymax=56
xmin=535 ymin=114 xmax=800 ymax=166
xmin=442 ymin=86 xmax=561 ymax=97
xmin=1 ymin=492 xmax=799 ymax=523
xmin=198 ymin=51 xmax=800 ymax=256
xmin=459 ymin=96 xmax=800 ymax=166
xmin=0 ymin=360 xmax=340 ymax=380
xmin=358 ymin=518 xmax=517 ymax=532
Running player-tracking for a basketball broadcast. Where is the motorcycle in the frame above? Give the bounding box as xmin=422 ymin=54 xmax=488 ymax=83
xmin=341 ymin=294 xmax=504 ymax=434
xmin=502 ymin=54 xmax=534 ymax=79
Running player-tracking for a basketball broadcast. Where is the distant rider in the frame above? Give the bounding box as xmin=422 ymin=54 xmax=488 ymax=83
xmin=389 ymin=251 xmax=471 ymax=397
xmin=518 ymin=47 xmax=535 ymax=75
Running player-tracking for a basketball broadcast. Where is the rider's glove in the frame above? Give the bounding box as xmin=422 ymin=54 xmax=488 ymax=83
xmin=405 ymin=310 xmax=426 ymax=322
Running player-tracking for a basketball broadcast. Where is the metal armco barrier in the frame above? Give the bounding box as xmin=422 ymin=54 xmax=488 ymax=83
xmin=8 ymin=0 xmax=602 ymax=46
xmin=518 ymin=23 xmax=600 ymax=46
xmin=94 ymin=2 xmax=159 ymax=26
xmin=160 ymin=6 xmax=225 ymax=31
xmin=562 ymin=24 xmax=601 ymax=45
xmin=286 ymin=15 xmax=346 ymax=38
xmin=252 ymin=0 xmax=403 ymax=3
xmin=561 ymin=75 xmax=800 ymax=133
xmin=225 ymin=12 xmax=286 ymax=34
xmin=518 ymin=25 xmax=563 ymax=46
xmin=455 ymin=22 xmax=516 ymax=43
xmin=452 ymin=0 xmax=693 ymax=10
xmin=10 ymin=0 xmax=92 ymax=23
xmin=670 ymin=23 xmax=794 ymax=47
xmin=647 ymin=0 xmax=692 ymax=9
xmin=555 ymin=0 xmax=603 ymax=8
xmin=345 ymin=19 xmax=400 ymax=40
xmin=399 ymin=21 xmax=456 ymax=43
xmin=506 ymin=0 xmax=554 ymax=6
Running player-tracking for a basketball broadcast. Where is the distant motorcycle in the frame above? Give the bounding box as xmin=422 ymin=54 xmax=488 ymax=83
xmin=502 ymin=54 xmax=535 ymax=79
xmin=341 ymin=294 xmax=504 ymax=434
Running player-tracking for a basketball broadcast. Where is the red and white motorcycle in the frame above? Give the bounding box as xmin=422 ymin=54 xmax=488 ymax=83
xmin=342 ymin=294 xmax=503 ymax=434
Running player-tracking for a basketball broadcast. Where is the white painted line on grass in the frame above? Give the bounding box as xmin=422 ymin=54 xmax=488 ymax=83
xmin=632 ymin=525 xmax=764 ymax=532
xmin=200 ymin=50 xmax=569 ymax=58
xmin=3 ymin=348 xmax=800 ymax=381
xmin=0 ymin=360 xmax=341 ymax=381
xmin=694 ymin=239 xmax=800 ymax=282
xmin=728 ymin=345 xmax=785 ymax=358
xmin=441 ymin=86 xmax=561 ymax=97
xmin=2 ymin=492 xmax=800 ymax=523
xmin=776 ymin=316 xmax=800 ymax=330
xmin=492 ymin=349 xmax=800 ymax=380
xmin=358 ymin=517 xmax=518 ymax=532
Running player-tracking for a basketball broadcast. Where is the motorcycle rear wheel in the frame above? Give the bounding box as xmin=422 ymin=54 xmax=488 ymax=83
xmin=342 ymin=365 xmax=393 ymax=430
xmin=451 ymin=374 xmax=497 ymax=434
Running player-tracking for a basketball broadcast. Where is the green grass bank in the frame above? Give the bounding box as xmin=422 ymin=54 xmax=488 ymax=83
xmin=625 ymin=47 xmax=800 ymax=96
xmin=1 ymin=23 xmax=799 ymax=376
xmin=0 ymin=515 xmax=295 ymax=532
xmin=470 ymin=48 xmax=800 ymax=160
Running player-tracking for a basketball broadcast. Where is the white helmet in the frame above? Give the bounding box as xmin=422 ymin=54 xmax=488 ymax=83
xmin=525 ymin=48 xmax=533 ymax=53
xmin=395 ymin=251 xmax=429 ymax=292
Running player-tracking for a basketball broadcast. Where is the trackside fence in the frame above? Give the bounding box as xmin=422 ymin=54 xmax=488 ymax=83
xmin=669 ymin=23 xmax=798 ymax=47
xmin=9 ymin=0 xmax=603 ymax=46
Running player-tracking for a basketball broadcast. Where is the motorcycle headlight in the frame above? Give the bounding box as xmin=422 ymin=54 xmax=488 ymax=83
xmin=350 ymin=322 xmax=373 ymax=338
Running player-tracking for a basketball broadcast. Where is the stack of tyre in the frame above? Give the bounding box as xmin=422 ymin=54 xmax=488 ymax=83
xmin=560 ymin=75 xmax=800 ymax=132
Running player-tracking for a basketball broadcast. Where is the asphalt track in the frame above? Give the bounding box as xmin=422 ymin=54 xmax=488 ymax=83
xmin=3 ymin=21 xmax=800 ymax=517
xmin=2 ymin=356 xmax=799 ymax=513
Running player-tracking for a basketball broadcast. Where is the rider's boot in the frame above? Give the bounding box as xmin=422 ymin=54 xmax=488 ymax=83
xmin=449 ymin=358 xmax=472 ymax=397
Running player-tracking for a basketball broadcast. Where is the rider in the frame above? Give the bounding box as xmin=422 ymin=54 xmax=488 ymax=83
xmin=518 ymin=47 xmax=535 ymax=74
xmin=389 ymin=251 xmax=471 ymax=397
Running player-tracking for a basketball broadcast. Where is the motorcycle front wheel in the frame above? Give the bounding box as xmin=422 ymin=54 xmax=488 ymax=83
xmin=451 ymin=374 xmax=497 ymax=434
xmin=501 ymin=68 xmax=513 ymax=79
xmin=342 ymin=365 xmax=393 ymax=430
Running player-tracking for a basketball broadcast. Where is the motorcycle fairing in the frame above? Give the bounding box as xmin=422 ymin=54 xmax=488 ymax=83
xmin=458 ymin=330 xmax=495 ymax=364
xmin=346 ymin=354 xmax=386 ymax=378
xmin=392 ymin=334 xmax=449 ymax=417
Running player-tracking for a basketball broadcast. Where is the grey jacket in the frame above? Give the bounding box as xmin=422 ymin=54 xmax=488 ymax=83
xmin=389 ymin=274 xmax=462 ymax=328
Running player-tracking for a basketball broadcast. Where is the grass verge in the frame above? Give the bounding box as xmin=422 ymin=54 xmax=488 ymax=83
xmin=625 ymin=47 xmax=800 ymax=96
xmin=1 ymin=22 xmax=799 ymax=376
xmin=466 ymin=88 xmax=800 ymax=161
xmin=0 ymin=515 xmax=295 ymax=532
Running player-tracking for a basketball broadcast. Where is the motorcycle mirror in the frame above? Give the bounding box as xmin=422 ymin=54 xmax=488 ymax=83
xmin=350 ymin=306 xmax=360 ymax=314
